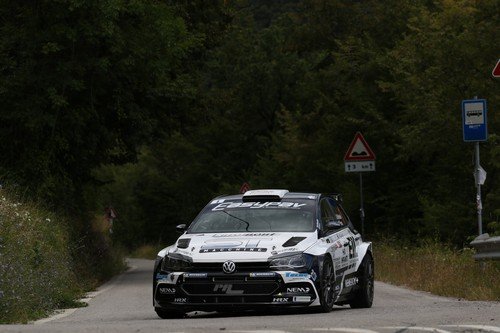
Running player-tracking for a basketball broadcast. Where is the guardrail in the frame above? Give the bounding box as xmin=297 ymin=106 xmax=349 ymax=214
xmin=470 ymin=233 xmax=500 ymax=260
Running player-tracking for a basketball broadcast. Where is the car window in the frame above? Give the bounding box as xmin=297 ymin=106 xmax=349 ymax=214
xmin=326 ymin=198 xmax=349 ymax=227
xmin=320 ymin=198 xmax=335 ymax=225
xmin=189 ymin=199 xmax=316 ymax=233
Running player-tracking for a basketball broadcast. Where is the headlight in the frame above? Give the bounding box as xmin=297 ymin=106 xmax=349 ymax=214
xmin=269 ymin=253 xmax=307 ymax=271
xmin=161 ymin=255 xmax=192 ymax=272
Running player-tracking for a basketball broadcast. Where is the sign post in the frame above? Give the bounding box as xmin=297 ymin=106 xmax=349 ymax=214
xmin=462 ymin=97 xmax=488 ymax=235
xmin=344 ymin=132 xmax=376 ymax=235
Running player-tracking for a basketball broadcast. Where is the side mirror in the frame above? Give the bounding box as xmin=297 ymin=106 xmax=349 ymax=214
xmin=326 ymin=220 xmax=343 ymax=229
xmin=176 ymin=224 xmax=187 ymax=233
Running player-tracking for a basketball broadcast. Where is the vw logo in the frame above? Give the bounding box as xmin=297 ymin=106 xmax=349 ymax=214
xmin=222 ymin=261 xmax=236 ymax=274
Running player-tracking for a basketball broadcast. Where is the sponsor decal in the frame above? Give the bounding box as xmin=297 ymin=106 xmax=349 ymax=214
xmin=310 ymin=270 xmax=317 ymax=282
xmin=211 ymin=199 xmax=226 ymax=204
xmin=286 ymin=287 xmax=310 ymax=293
xmin=272 ymin=297 xmax=290 ymax=303
xmin=293 ymin=296 xmax=311 ymax=302
xmin=285 ymin=272 xmax=310 ymax=278
xmin=212 ymin=202 xmax=306 ymax=211
xmin=333 ymin=230 xmax=351 ymax=240
xmin=200 ymin=247 xmax=267 ymax=253
xmin=204 ymin=240 xmax=243 ymax=247
xmin=184 ymin=273 xmax=208 ymax=278
xmin=274 ymin=247 xmax=299 ymax=254
xmin=212 ymin=233 xmax=274 ymax=237
xmin=159 ymin=287 xmax=176 ymax=294
xmin=249 ymin=272 xmax=276 ymax=277
xmin=156 ymin=273 xmax=169 ymax=281
xmin=173 ymin=298 xmax=187 ymax=303
xmin=345 ymin=277 xmax=358 ymax=288
xmin=213 ymin=284 xmax=244 ymax=294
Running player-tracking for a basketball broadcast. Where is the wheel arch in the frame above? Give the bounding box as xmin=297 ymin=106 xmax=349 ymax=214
xmin=320 ymin=252 xmax=335 ymax=274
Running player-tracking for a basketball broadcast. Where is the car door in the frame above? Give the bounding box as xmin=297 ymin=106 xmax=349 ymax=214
xmin=319 ymin=198 xmax=349 ymax=272
xmin=319 ymin=198 xmax=359 ymax=290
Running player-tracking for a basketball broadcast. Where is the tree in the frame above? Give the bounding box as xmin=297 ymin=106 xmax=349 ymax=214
xmin=0 ymin=0 xmax=199 ymax=210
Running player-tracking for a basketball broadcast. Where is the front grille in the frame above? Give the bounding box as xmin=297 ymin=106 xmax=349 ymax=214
xmin=182 ymin=281 xmax=279 ymax=296
xmin=188 ymin=262 xmax=270 ymax=273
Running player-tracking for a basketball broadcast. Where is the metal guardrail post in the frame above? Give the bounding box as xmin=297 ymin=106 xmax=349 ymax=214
xmin=470 ymin=233 xmax=500 ymax=260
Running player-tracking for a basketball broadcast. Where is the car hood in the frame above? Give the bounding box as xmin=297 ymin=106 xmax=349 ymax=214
xmin=165 ymin=232 xmax=318 ymax=262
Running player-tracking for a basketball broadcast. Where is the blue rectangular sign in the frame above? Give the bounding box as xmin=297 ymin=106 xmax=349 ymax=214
xmin=462 ymin=99 xmax=487 ymax=142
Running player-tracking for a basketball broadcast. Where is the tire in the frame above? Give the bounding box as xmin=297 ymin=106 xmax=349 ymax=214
xmin=349 ymin=253 xmax=374 ymax=308
xmin=318 ymin=256 xmax=335 ymax=313
xmin=155 ymin=307 xmax=184 ymax=319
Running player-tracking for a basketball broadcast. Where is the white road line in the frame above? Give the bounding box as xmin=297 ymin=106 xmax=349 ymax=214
xmin=441 ymin=325 xmax=500 ymax=332
xmin=311 ymin=328 xmax=380 ymax=333
xmin=231 ymin=331 xmax=293 ymax=333
xmin=33 ymin=308 xmax=80 ymax=325
xmin=382 ymin=327 xmax=451 ymax=333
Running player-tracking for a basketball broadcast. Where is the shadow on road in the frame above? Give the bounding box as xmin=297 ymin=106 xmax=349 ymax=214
xmin=170 ymin=305 xmax=351 ymax=320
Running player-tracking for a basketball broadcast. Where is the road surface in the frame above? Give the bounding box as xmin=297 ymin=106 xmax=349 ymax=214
xmin=1 ymin=258 xmax=499 ymax=333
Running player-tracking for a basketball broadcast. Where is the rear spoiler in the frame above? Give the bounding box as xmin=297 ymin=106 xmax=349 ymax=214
xmin=242 ymin=189 xmax=289 ymax=202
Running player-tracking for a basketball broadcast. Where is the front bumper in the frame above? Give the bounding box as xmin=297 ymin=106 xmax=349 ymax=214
xmin=153 ymin=270 xmax=319 ymax=311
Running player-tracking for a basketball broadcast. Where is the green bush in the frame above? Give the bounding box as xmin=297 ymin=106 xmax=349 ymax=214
xmin=0 ymin=191 xmax=125 ymax=323
xmin=0 ymin=192 xmax=78 ymax=322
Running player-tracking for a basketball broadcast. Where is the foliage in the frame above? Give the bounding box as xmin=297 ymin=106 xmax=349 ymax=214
xmin=96 ymin=0 xmax=499 ymax=248
xmin=0 ymin=190 xmax=125 ymax=323
xmin=0 ymin=0 xmax=200 ymax=210
xmin=375 ymin=240 xmax=500 ymax=301
xmin=0 ymin=0 xmax=498 ymax=255
xmin=0 ymin=192 xmax=76 ymax=323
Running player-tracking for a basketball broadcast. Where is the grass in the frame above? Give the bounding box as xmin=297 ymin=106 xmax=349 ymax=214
xmin=374 ymin=241 xmax=500 ymax=301
xmin=0 ymin=191 xmax=125 ymax=323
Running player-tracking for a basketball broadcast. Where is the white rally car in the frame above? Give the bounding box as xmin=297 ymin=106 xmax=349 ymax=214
xmin=153 ymin=189 xmax=374 ymax=318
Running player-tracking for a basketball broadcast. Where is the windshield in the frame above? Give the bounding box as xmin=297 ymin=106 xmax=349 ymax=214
xmin=188 ymin=199 xmax=315 ymax=233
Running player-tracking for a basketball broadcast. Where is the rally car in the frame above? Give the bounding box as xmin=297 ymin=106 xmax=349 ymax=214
xmin=153 ymin=189 xmax=374 ymax=318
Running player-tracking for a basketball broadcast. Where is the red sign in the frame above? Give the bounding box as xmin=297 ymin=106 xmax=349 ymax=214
xmin=344 ymin=132 xmax=376 ymax=161
xmin=493 ymin=59 xmax=500 ymax=78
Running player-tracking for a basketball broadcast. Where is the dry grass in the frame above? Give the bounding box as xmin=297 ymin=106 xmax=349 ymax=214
xmin=375 ymin=241 xmax=500 ymax=301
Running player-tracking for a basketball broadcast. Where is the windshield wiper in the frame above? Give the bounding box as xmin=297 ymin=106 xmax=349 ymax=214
xmin=221 ymin=210 xmax=250 ymax=231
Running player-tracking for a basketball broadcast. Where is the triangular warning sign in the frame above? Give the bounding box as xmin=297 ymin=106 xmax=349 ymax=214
xmin=493 ymin=59 xmax=500 ymax=78
xmin=344 ymin=132 xmax=376 ymax=161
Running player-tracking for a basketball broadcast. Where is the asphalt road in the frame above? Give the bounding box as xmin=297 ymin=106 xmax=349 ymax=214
xmin=1 ymin=258 xmax=499 ymax=333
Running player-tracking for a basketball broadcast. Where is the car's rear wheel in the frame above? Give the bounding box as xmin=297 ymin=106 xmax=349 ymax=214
xmin=155 ymin=307 xmax=184 ymax=319
xmin=319 ymin=256 xmax=335 ymax=313
xmin=349 ymin=253 xmax=374 ymax=308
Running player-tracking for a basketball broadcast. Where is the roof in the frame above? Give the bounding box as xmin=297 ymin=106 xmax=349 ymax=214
xmin=215 ymin=189 xmax=319 ymax=201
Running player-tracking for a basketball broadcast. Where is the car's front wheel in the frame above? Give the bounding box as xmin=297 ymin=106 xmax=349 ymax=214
xmin=319 ymin=256 xmax=335 ymax=312
xmin=155 ymin=307 xmax=184 ymax=319
xmin=349 ymin=253 xmax=374 ymax=308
